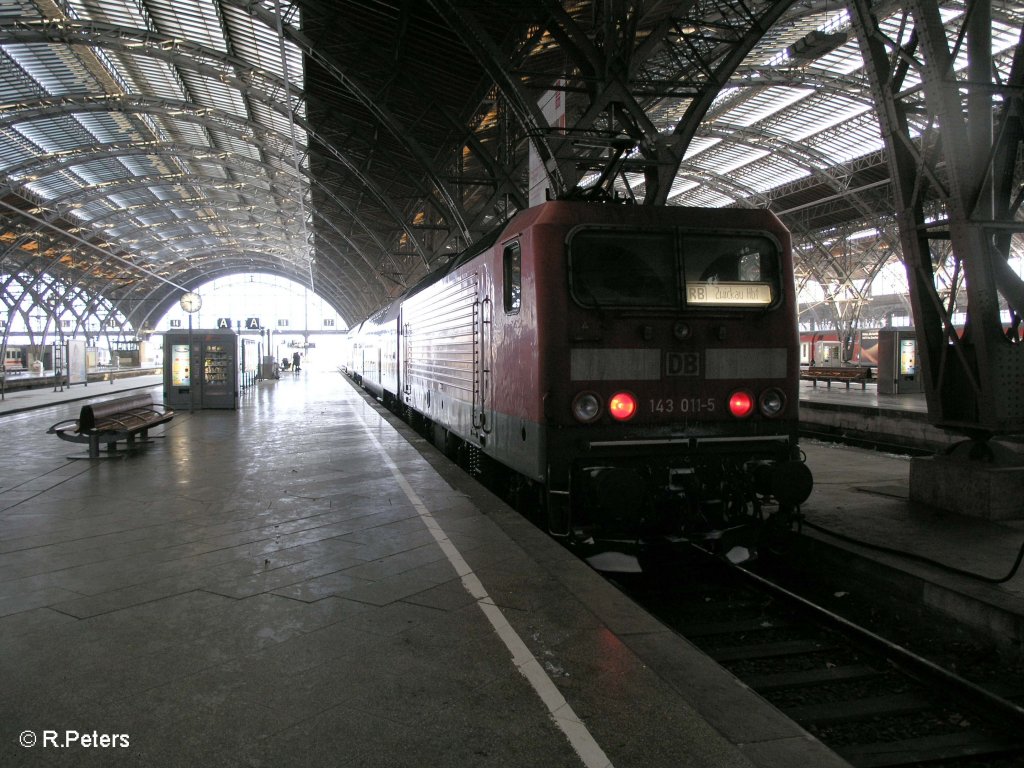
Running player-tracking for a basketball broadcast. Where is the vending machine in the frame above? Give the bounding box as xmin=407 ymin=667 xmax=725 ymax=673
xmin=163 ymin=329 xmax=238 ymax=409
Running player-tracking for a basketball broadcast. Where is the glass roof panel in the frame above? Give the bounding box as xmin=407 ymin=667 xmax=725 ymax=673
xmin=65 ymin=0 xmax=153 ymax=30
xmin=146 ymin=0 xmax=229 ymax=54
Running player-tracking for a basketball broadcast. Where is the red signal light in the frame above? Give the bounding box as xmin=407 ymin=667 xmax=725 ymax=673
xmin=728 ymin=390 xmax=754 ymax=418
xmin=608 ymin=392 xmax=637 ymax=421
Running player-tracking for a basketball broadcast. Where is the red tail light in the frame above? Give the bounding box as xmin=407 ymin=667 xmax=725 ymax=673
xmin=728 ymin=390 xmax=754 ymax=418
xmin=608 ymin=392 xmax=637 ymax=421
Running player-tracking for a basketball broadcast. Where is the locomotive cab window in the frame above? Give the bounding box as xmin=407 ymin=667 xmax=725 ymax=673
xmin=568 ymin=229 xmax=677 ymax=308
xmin=682 ymin=235 xmax=780 ymax=309
xmin=503 ymin=242 xmax=522 ymax=314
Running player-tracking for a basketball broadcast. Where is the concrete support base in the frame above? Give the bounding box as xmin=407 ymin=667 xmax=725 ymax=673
xmin=910 ymin=454 xmax=1024 ymax=520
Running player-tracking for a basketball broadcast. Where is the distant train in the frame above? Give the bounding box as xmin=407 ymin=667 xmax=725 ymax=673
xmin=3 ymin=346 xmax=28 ymax=371
xmin=344 ymin=200 xmax=813 ymax=565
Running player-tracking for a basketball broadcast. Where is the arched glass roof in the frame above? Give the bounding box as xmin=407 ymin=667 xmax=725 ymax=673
xmin=1 ymin=0 xmax=1021 ymax=336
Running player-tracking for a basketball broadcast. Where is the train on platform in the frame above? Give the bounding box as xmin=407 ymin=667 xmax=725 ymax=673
xmin=343 ymin=200 xmax=813 ymax=567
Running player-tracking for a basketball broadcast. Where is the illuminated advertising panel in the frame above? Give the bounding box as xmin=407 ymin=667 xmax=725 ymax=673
xmin=170 ymin=344 xmax=190 ymax=386
xmin=899 ymin=339 xmax=917 ymax=376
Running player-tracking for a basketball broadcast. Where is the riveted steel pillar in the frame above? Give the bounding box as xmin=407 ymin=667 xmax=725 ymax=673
xmin=851 ymin=0 xmax=1024 ymax=435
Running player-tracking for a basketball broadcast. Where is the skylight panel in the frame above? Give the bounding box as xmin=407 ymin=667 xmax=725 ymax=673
xmin=252 ymin=101 xmax=304 ymax=143
xmin=733 ymin=157 xmax=809 ymax=193
xmin=0 ymin=128 xmax=42 ymax=171
xmin=681 ymin=136 xmax=720 ymax=162
xmin=105 ymin=52 xmax=188 ymax=102
xmin=191 ymin=160 xmax=230 ymax=180
xmin=15 ymin=113 xmax=92 ymax=155
xmin=721 ymin=87 xmax=814 ymax=128
xmin=223 ymin=5 xmax=302 ymax=85
xmin=809 ymin=43 xmax=863 ymax=77
xmin=26 ymin=171 xmax=85 ymax=199
xmin=160 ymin=118 xmax=210 ymax=150
xmin=781 ymin=96 xmax=873 ymax=143
xmin=64 ymin=0 xmax=152 ymax=30
xmin=809 ymin=118 xmax=885 ymax=164
xmin=679 ymin=185 xmax=737 ymax=208
xmin=4 ymin=43 xmax=103 ymax=97
xmin=665 ymin=177 xmax=698 ymax=200
xmin=74 ymin=110 xmax=137 ymax=144
xmin=180 ymin=72 xmax=249 ymax=121
xmin=691 ymin=142 xmax=770 ymax=176
xmin=0 ymin=55 xmax=47 ymax=103
xmin=68 ymin=157 xmax=133 ymax=185
xmin=147 ymin=0 xmax=228 ymax=54
xmin=218 ymin=134 xmax=260 ymax=162
xmin=73 ymin=199 xmax=116 ymax=221
xmin=120 ymin=154 xmax=173 ymax=178
xmin=137 ymin=211 xmax=174 ymax=227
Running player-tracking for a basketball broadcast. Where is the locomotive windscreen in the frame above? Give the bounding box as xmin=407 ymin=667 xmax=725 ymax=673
xmin=568 ymin=229 xmax=677 ymax=308
xmin=568 ymin=228 xmax=780 ymax=309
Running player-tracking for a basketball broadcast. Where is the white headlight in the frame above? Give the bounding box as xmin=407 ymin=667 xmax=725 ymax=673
xmin=572 ymin=392 xmax=601 ymax=423
xmin=759 ymin=389 xmax=786 ymax=417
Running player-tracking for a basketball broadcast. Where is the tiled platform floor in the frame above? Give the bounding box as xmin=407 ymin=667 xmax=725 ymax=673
xmin=1 ymin=371 xmax=843 ymax=767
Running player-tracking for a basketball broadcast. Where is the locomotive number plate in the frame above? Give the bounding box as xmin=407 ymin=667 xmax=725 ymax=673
xmin=649 ymin=397 xmax=716 ymax=414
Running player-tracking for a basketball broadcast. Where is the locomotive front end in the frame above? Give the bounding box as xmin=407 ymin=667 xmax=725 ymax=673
xmin=544 ymin=211 xmax=812 ymax=564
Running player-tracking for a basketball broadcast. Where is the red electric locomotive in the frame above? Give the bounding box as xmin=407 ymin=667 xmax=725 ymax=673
xmin=347 ymin=200 xmax=812 ymax=565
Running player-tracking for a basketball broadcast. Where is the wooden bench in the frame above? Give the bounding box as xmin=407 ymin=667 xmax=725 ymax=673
xmin=800 ymin=366 xmax=871 ymax=390
xmin=48 ymin=393 xmax=174 ymax=458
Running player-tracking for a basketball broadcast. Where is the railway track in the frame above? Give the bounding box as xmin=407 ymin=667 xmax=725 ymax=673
xmin=617 ymin=556 xmax=1024 ymax=768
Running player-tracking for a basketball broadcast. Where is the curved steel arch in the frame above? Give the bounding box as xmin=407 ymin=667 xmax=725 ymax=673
xmin=222 ymin=0 xmax=470 ymax=244
xmin=0 ymin=17 xmax=432 ymax=281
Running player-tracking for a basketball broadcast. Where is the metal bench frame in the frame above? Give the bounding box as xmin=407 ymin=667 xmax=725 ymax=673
xmin=48 ymin=393 xmax=174 ymax=458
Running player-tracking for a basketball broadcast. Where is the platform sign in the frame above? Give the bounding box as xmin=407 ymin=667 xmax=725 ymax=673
xmin=216 ymin=317 xmax=232 ymax=329
xmin=245 ymin=317 xmax=261 ymax=330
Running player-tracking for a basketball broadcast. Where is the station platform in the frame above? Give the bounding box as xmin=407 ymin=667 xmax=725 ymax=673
xmin=1 ymin=372 xmax=1023 ymax=766
xmin=797 ymin=379 xmax=958 ymax=453
xmin=0 ymin=370 xmax=845 ymax=768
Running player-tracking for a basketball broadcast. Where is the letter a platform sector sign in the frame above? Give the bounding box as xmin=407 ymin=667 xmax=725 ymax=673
xmin=245 ymin=317 xmax=261 ymax=330
xmin=217 ymin=317 xmax=232 ymax=329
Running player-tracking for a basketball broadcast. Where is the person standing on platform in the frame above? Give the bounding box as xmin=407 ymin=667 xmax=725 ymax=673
xmin=292 ymin=350 xmax=301 ymax=372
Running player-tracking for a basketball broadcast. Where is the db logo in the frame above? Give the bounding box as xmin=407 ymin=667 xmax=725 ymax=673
xmin=666 ymin=352 xmax=700 ymax=376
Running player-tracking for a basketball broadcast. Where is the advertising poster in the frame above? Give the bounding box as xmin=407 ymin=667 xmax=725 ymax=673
xmin=67 ymin=338 xmax=88 ymax=385
xmin=170 ymin=344 xmax=191 ymax=386
xmin=899 ymin=338 xmax=917 ymax=376
xmin=859 ymin=330 xmax=879 ymax=366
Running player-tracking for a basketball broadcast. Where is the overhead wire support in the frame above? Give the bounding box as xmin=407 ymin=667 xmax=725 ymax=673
xmin=273 ymin=0 xmax=316 ymax=295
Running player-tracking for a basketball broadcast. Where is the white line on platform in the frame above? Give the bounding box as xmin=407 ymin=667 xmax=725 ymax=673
xmin=354 ymin=409 xmax=613 ymax=768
